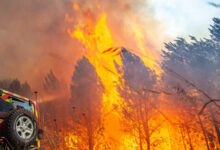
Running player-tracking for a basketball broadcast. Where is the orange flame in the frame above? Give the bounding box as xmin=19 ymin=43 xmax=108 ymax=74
xmin=68 ymin=11 xmax=125 ymax=149
xmin=64 ymin=2 xmax=211 ymax=150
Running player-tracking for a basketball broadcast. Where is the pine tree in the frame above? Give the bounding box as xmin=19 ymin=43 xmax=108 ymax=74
xmin=70 ymin=56 xmax=104 ymax=150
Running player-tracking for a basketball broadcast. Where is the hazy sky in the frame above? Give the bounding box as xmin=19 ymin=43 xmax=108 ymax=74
xmin=150 ymin=0 xmax=220 ymax=38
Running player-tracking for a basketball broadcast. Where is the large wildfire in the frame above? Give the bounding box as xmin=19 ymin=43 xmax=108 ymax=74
xmin=0 ymin=0 xmax=220 ymax=150
xmin=46 ymin=1 xmax=219 ymax=150
xmin=65 ymin=1 xmax=163 ymax=149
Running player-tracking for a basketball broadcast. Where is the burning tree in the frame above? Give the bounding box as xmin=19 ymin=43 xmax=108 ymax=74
xmin=116 ymin=49 xmax=162 ymax=150
xmin=162 ymin=18 xmax=220 ymax=98
xmin=162 ymin=17 xmax=220 ymax=149
xmin=69 ymin=57 xmax=104 ymax=150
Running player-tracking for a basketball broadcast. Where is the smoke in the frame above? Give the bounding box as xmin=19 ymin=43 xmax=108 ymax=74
xmin=0 ymin=0 xmax=165 ymax=96
xmin=43 ymin=70 xmax=61 ymax=94
xmin=0 ymin=0 xmax=80 ymax=91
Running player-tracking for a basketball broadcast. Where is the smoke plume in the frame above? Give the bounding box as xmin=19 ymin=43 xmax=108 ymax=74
xmin=0 ymin=0 xmax=165 ymax=98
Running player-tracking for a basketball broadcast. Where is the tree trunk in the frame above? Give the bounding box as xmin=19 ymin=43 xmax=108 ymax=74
xmin=198 ymin=114 xmax=210 ymax=150
xmin=185 ymin=125 xmax=193 ymax=150
xmin=210 ymin=109 xmax=220 ymax=146
xmin=85 ymin=112 xmax=94 ymax=150
xmin=180 ymin=125 xmax=187 ymax=150
xmin=138 ymin=124 xmax=143 ymax=150
xmin=141 ymin=98 xmax=151 ymax=150
xmin=88 ymin=122 xmax=94 ymax=150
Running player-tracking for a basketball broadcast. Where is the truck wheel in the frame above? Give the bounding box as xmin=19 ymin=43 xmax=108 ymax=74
xmin=4 ymin=109 xmax=38 ymax=149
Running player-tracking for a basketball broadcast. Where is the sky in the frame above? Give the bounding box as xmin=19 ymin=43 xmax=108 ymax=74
xmin=150 ymin=0 xmax=220 ymax=39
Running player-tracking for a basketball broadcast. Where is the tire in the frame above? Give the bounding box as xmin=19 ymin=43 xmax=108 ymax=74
xmin=3 ymin=109 xmax=38 ymax=149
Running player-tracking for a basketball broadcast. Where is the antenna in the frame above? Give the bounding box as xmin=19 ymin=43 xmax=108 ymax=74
xmin=34 ymin=91 xmax=38 ymax=102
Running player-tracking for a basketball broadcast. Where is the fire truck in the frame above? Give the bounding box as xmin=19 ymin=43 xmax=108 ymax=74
xmin=0 ymin=89 xmax=43 ymax=150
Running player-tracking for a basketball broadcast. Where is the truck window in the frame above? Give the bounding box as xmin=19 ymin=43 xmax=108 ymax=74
xmin=11 ymin=98 xmax=32 ymax=111
xmin=0 ymin=97 xmax=14 ymax=112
